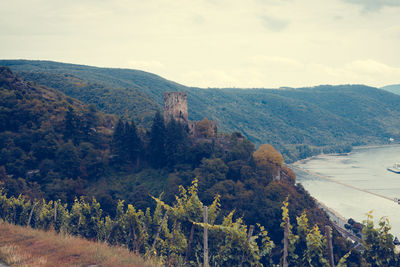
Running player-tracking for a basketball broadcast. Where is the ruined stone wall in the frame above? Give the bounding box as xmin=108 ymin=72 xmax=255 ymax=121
xmin=164 ymin=92 xmax=188 ymax=125
xmin=189 ymin=120 xmax=217 ymax=138
xmin=188 ymin=121 xmax=197 ymax=135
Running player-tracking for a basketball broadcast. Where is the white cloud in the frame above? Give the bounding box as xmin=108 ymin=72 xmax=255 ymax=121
xmin=249 ymin=56 xmax=303 ymax=69
xmin=260 ymin=15 xmax=289 ymax=32
xmin=343 ymin=60 xmax=400 ymax=85
xmin=341 ymin=0 xmax=400 ymax=11
xmin=382 ymin=25 xmax=400 ymax=39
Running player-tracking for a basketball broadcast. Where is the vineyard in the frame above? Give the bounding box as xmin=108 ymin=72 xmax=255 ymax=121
xmin=2 ymin=178 xmax=395 ymax=266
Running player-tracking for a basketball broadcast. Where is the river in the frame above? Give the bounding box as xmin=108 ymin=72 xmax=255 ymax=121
xmin=292 ymin=145 xmax=400 ymax=237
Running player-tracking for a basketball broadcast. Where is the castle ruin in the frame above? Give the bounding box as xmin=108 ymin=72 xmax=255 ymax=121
xmin=163 ymin=92 xmax=217 ymax=138
xmin=164 ymin=92 xmax=188 ymax=125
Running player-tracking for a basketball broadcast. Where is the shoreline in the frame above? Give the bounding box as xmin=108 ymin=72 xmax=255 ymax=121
xmin=317 ymin=199 xmax=363 ymax=244
xmin=290 ymin=143 xmax=400 ymax=166
xmin=316 ymin=200 xmax=347 ymax=228
xmin=352 ymin=143 xmax=400 ymax=150
xmin=292 ymin=144 xmax=400 ymax=239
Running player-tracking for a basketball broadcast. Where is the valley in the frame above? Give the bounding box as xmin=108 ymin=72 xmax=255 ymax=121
xmin=3 ymin=60 xmax=400 ymax=162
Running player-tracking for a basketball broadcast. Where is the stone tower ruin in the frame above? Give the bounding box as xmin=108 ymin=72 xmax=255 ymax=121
xmin=164 ymin=91 xmax=217 ymax=138
xmin=164 ymin=92 xmax=188 ymax=125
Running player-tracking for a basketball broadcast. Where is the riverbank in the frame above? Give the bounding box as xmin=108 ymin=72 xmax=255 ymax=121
xmin=292 ymin=145 xmax=400 ymax=237
xmin=290 ymin=143 xmax=400 ymax=165
xmin=0 ymin=221 xmax=158 ymax=267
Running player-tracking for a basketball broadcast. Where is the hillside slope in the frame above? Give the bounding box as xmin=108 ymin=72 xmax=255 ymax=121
xmin=3 ymin=60 xmax=400 ymax=161
xmin=0 ymin=221 xmax=157 ymax=267
xmin=381 ymin=84 xmax=400 ymax=95
xmin=0 ymin=66 xmax=116 ymax=201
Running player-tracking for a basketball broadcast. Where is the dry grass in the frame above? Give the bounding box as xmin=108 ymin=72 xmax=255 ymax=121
xmin=0 ymin=221 xmax=159 ymax=267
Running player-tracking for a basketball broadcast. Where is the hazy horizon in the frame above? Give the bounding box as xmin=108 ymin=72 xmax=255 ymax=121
xmin=3 ymin=58 xmax=398 ymax=90
xmin=1 ymin=0 xmax=400 ymax=88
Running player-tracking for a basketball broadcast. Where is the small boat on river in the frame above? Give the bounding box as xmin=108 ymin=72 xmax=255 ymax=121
xmin=387 ymin=163 xmax=400 ymax=174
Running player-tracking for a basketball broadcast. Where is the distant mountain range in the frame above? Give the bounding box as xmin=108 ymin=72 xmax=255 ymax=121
xmin=2 ymin=59 xmax=400 ymax=161
xmin=381 ymin=84 xmax=400 ymax=95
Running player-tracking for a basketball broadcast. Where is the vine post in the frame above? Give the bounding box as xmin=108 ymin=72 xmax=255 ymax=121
xmin=325 ymin=225 xmax=335 ymax=267
xmin=203 ymin=206 xmax=209 ymax=267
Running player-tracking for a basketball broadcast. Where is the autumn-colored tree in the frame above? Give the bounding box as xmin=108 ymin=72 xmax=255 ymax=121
xmin=197 ymin=117 xmax=213 ymax=138
xmin=254 ymin=144 xmax=283 ymax=167
xmin=254 ymin=144 xmax=284 ymax=181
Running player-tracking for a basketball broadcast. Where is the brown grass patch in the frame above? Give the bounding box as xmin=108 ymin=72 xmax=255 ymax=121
xmin=0 ymin=221 xmax=159 ymax=267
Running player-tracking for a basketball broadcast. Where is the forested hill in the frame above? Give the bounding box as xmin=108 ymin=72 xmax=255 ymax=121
xmin=3 ymin=60 xmax=400 ymax=161
xmin=0 ymin=66 xmax=116 ymax=200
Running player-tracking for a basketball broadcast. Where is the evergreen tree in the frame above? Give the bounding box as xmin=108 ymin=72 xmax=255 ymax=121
xmin=64 ymin=106 xmax=94 ymax=145
xmin=64 ymin=106 xmax=79 ymax=144
xmin=85 ymin=104 xmax=98 ymax=128
xmin=125 ymin=120 xmax=142 ymax=166
xmin=148 ymin=111 xmax=166 ymax=168
xmin=56 ymin=140 xmax=80 ymax=178
xmin=165 ymin=118 xmax=189 ymax=167
xmin=112 ymin=119 xmax=143 ymax=166
xmin=112 ymin=119 xmax=126 ymax=162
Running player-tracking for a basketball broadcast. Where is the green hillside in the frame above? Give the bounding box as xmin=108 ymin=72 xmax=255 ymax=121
xmin=2 ymin=60 xmax=400 ymax=162
xmin=186 ymin=86 xmax=400 ymax=157
xmin=0 ymin=66 xmax=117 ymax=201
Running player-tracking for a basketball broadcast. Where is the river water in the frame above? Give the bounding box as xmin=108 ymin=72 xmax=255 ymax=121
xmin=292 ymin=145 xmax=400 ymax=237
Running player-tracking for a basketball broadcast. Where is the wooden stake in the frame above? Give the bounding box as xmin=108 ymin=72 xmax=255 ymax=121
xmin=133 ymin=226 xmax=139 ymax=253
xmin=152 ymin=212 xmax=168 ymax=253
xmin=240 ymin=225 xmax=255 ymax=266
xmin=185 ymin=223 xmax=195 ymax=262
xmin=247 ymin=225 xmax=254 ymax=241
xmin=106 ymin=222 xmax=116 ymax=243
xmin=203 ymin=206 xmax=209 ymax=267
xmin=325 ymin=225 xmax=335 ymax=267
xmin=168 ymin=220 xmax=178 ymax=265
xmin=283 ymin=217 xmax=289 ymax=267
xmin=27 ymin=202 xmax=37 ymax=227
xmin=53 ymin=201 xmax=58 ymax=225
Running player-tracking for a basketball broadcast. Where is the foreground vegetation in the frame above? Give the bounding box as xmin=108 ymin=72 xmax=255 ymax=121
xmin=0 ymin=221 xmax=158 ymax=267
xmin=0 ymin=180 xmax=398 ymax=266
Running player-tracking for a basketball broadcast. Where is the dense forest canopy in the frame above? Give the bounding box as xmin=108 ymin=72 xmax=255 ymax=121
xmin=2 ymin=60 xmax=400 ymax=162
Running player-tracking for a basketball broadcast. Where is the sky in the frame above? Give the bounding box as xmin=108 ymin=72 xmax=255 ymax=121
xmin=1 ymin=0 xmax=400 ymax=88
